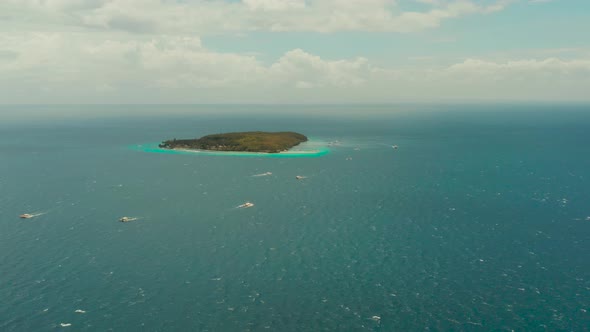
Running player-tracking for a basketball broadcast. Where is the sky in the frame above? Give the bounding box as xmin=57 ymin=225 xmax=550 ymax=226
xmin=0 ymin=0 xmax=589 ymax=104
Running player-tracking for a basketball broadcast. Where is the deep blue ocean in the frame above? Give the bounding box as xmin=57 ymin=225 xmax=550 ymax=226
xmin=1 ymin=104 xmax=589 ymax=331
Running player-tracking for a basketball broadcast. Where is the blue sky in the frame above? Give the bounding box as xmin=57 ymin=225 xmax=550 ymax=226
xmin=0 ymin=0 xmax=588 ymax=103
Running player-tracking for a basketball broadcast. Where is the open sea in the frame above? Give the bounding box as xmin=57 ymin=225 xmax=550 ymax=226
xmin=1 ymin=104 xmax=589 ymax=331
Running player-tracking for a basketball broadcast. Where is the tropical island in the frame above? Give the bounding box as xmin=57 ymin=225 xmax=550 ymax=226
xmin=158 ymin=131 xmax=308 ymax=153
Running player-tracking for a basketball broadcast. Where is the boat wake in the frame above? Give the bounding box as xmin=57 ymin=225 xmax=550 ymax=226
xmin=19 ymin=212 xmax=47 ymax=219
xmin=252 ymin=172 xmax=272 ymax=177
xmin=119 ymin=216 xmax=142 ymax=223
xmin=237 ymin=202 xmax=254 ymax=209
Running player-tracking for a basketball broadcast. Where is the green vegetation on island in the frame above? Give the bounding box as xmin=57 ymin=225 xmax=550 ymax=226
xmin=159 ymin=131 xmax=308 ymax=153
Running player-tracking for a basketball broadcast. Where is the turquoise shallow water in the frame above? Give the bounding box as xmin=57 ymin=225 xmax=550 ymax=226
xmin=130 ymin=140 xmax=330 ymax=158
xmin=1 ymin=104 xmax=590 ymax=331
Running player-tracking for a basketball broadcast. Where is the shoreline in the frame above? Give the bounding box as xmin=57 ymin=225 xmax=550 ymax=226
xmin=132 ymin=141 xmax=330 ymax=158
xmin=170 ymin=147 xmax=323 ymax=155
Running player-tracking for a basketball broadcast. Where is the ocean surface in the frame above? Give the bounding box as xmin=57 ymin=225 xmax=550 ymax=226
xmin=1 ymin=104 xmax=589 ymax=331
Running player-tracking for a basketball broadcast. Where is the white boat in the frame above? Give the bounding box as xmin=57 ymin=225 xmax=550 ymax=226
xmin=392 ymin=145 xmax=398 ymax=149
xmin=238 ymin=202 xmax=254 ymax=208
xmin=20 ymin=212 xmax=44 ymax=219
xmin=295 ymin=175 xmax=306 ymax=180
xmin=119 ymin=216 xmax=138 ymax=222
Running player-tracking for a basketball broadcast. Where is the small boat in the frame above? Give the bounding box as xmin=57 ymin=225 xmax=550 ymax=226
xmin=295 ymin=175 xmax=306 ymax=180
xmin=238 ymin=202 xmax=254 ymax=208
xmin=392 ymin=145 xmax=398 ymax=149
xmin=119 ymin=216 xmax=138 ymax=222
xmin=19 ymin=214 xmax=34 ymax=219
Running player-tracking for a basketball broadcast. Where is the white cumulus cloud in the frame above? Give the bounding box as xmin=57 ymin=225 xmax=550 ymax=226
xmin=0 ymin=0 xmax=588 ymax=103
xmin=1 ymin=0 xmax=513 ymax=34
xmin=1 ymin=31 xmax=588 ymax=103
